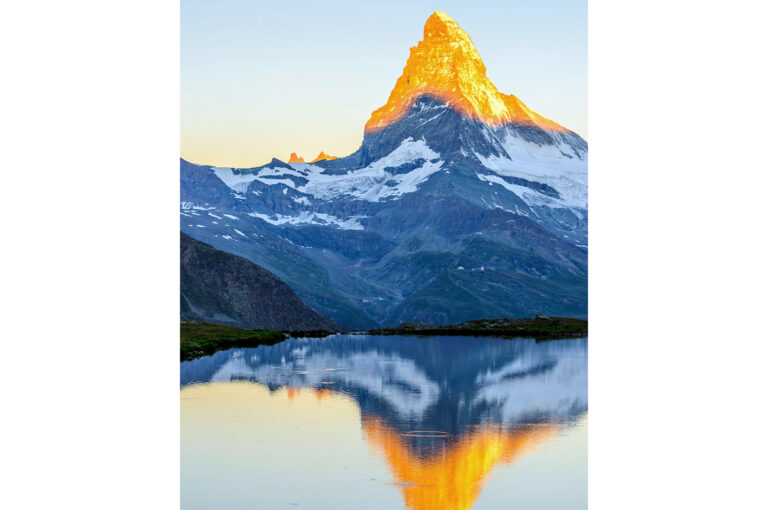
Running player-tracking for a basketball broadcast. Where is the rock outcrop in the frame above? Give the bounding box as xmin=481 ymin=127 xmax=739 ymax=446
xmin=180 ymin=232 xmax=339 ymax=331
xmin=310 ymin=151 xmax=338 ymax=163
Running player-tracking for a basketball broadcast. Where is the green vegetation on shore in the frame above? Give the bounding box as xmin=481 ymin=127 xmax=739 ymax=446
xmin=180 ymin=322 xmax=286 ymax=361
xmin=180 ymin=316 xmax=586 ymax=361
xmin=366 ymin=316 xmax=587 ymax=340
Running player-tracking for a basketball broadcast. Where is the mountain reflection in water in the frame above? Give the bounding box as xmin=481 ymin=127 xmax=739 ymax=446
xmin=181 ymin=335 xmax=587 ymax=510
xmin=363 ymin=418 xmax=559 ymax=510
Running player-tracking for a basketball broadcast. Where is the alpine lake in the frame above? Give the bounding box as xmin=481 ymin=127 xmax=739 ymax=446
xmin=181 ymin=334 xmax=587 ymax=510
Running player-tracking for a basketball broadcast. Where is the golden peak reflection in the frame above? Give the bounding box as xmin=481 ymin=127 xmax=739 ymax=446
xmin=313 ymin=388 xmax=334 ymax=402
xmin=285 ymin=387 xmax=302 ymax=401
xmin=363 ymin=417 xmax=557 ymax=510
xmin=365 ymin=11 xmax=570 ymax=134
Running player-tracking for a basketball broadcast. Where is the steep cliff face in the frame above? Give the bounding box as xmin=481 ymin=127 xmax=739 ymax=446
xmin=180 ymin=232 xmax=339 ymax=331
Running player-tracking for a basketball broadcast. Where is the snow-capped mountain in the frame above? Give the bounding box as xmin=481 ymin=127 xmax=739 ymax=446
xmin=181 ymin=11 xmax=587 ymax=328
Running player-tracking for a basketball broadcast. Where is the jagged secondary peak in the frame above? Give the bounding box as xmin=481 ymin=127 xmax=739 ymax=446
xmin=288 ymin=152 xmax=305 ymax=163
xmin=365 ymin=11 xmax=570 ymax=134
xmin=310 ymin=151 xmax=338 ymax=163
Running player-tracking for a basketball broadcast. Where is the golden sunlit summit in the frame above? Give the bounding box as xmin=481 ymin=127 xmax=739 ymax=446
xmin=365 ymin=11 xmax=570 ymax=134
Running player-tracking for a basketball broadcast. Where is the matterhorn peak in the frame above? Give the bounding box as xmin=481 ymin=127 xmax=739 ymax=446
xmin=310 ymin=151 xmax=338 ymax=163
xmin=365 ymin=11 xmax=569 ymax=135
xmin=422 ymin=11 xmax=469 ymax=43
xmin=288 ymin=152 xmax=305 ymax=163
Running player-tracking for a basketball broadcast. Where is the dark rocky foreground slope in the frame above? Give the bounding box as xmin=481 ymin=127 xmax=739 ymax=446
xmin=180 ymin=232 xmax=339 ymax=331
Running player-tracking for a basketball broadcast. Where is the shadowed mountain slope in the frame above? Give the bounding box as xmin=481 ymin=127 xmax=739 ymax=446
xmin=180 ymin=232 xmax=339 ymax=331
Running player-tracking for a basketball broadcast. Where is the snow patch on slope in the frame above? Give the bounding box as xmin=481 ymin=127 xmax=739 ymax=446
xmin=475 ymin=126 xmax=588 ymax=208
xmin=211 ymin=167 xmax=260 ymax=193
xmin=180 ymin=202 xmax=215 ymax=211
xmin=248 ymin=211 xmax=366 ymax=230
xmin=253 ymin=138 xmax=443 ymax=202
xmin=477 ymin=173 xmax=568 ymax=209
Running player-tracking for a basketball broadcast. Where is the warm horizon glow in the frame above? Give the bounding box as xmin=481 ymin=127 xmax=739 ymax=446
xmin=181 ymin=0 xmax=586 ymax=168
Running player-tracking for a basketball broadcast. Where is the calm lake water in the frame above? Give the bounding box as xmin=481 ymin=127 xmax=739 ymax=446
xmin=181 ymin=334 xmax=587 ymax=510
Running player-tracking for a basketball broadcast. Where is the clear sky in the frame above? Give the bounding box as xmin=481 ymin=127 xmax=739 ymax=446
xmin=181 ymin=0 xmax=586 ymax=168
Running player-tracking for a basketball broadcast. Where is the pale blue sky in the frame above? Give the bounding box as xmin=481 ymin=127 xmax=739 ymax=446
xmin=182 ymin=0 xmax=586 ymax=167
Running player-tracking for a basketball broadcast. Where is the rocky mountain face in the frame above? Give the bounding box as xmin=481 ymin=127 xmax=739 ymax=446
xmin=310 ymin=151 xmax=337 ymax=163
xmin=365 ymin=11 xmax=577 ymax=136
xmin=180 ymin=232 xmax=339 ymax=331
xmin=180 ymin=11 xmax=587 ymax=329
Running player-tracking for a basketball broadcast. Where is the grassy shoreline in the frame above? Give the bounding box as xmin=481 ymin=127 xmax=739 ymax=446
xmin=180 ymin=316 xmax=587 ymax=361
xmin=364 ymin=316 xmax=587 ymax=340
xmin=180 ymin=322 xmax=287 ymax=361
